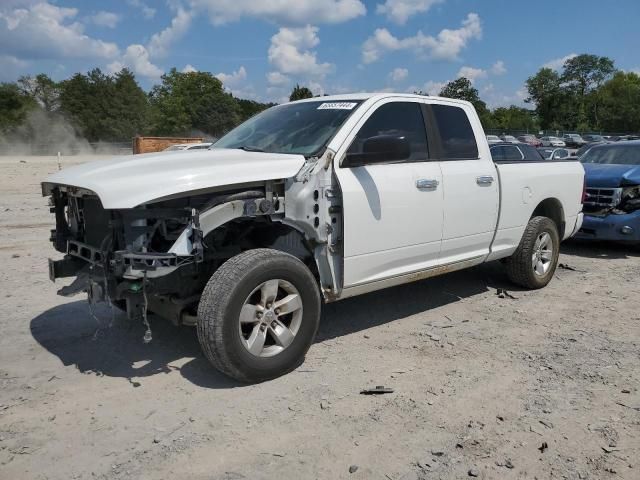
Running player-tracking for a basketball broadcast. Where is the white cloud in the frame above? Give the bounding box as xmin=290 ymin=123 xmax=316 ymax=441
xmin=484 ymin=87 xmax=528 ymax=108
xmin=362 ymin=13 xmax=481 ymax=64
xmin=308 ymin=80 xmax=325 ymax=96
xmin=388 ymin=67 xmax=409 ymax=82
xmin=268 ymin=25 xmax=333 ymax=77
xmin=127 ymin=0 xmax=156 ymax=19
xmin=0 ymin=2 xmax=119 ymax=60
xmin=215 ymin=66 xmax=247 ymax=87
xmin=421 ymin=80 xmax=446 ymax=95
xmin=457 ymin=66 xmax=487 ymax=83
xmin=376 ymin=0 xmax=444 ymax=25
xmin=189 ymin=0 xmax=366 ymax=25
xmin=543 ymin=53 xmax=577 ymax=70
xmin=89 ymin=11 xmax=120 ymax=28
xmin=182 ymin=64 xmax=197 ymax=73
xmin=0 ymin=54 xmax=28 ymax=81
xmin=490 ymin=60 xmax=506 ymax=75
xmin=147 ymin=8 xmax=192 ymax=58
xmin=0 ymin=53 xmax=27 ymax=68
xmin=108 ymin=44 xmax=163 ymax=79
xmin=266 ymin=71 xmax=290 ymax=86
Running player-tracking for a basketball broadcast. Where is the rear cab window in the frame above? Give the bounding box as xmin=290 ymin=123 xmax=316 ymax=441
xmin=425 ymin=104 xmax=479 ymax=160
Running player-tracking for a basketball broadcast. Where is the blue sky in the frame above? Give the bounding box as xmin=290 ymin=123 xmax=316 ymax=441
xmin=1 ymin=0 xmax=639 ymax=106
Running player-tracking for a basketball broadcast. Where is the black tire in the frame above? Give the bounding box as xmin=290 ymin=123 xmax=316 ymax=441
xmin=505 ymin=216 xmax=560 ymax=289
xmin=197 ymin=248 xmax=321 ymax=383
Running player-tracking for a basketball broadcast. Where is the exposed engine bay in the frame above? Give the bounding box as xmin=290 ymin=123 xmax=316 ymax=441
xmin=42 ymin=151 xmax=345 ymax=337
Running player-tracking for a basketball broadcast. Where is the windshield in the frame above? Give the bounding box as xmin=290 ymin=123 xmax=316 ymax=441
xmin=214 ymin=100 xmax=362 ymax=157
xmin=581 ymin=144 xmax=640 ymax=165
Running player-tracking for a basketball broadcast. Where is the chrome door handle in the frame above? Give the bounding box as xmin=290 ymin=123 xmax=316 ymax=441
xmin=416 ymin=179 xmax=439 ymax=189
xmin=476 ymin=175 xmax=494 ymax=185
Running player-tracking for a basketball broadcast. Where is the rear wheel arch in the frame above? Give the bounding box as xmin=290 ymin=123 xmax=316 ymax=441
xmin=531 ymin=198 xmax=565 ymax=239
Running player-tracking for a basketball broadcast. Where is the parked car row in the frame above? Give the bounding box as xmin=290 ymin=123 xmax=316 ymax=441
xmin=486 ymin=132 xmax=640 ymax=152
xmin=489 ymin=138 xmax=640 ymax=245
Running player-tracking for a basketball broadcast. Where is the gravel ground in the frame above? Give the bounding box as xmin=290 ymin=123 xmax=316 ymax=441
xmin=1 ymin=155 xmax=639 ymax=480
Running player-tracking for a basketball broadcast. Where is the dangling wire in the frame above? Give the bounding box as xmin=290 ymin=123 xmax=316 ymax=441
xmin=142 ymin=271 xmax=152 ymax=343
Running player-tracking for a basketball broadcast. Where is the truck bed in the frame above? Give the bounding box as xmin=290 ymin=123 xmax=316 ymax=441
xmin=488 ymin=159 xmax=585 ymax=261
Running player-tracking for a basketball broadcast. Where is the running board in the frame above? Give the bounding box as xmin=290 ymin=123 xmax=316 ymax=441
xmin=334 ymin=256 xmax=485 ymax=301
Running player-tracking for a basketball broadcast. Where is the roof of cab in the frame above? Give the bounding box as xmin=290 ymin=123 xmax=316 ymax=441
xmin=287 ymin=92 xmax=473 ymax=108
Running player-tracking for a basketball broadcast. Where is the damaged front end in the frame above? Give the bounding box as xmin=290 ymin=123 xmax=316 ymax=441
xmin=43 ymin=182 xmax=287 ymax=329
xmin=579 ymin=184 xmax=640 ymax=241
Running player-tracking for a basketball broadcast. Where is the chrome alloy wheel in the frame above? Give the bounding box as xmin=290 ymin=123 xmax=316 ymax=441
xmin=531 ymin=232 xmax=553 ymax=276
xmin=238 ymin=279 xmax=303 ymax=357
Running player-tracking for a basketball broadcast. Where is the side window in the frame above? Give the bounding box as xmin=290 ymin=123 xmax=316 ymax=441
xmin=346 ymin=102 xmax=428 ymax=164
xmin=428 ymin=104 xmax=479 ymax=159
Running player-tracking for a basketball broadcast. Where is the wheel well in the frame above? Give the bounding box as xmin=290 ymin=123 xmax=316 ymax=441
xmin=531 ymin=198 xmax=565 ymax=238
xmin=205 ymin=218 xmax=315 ymax=264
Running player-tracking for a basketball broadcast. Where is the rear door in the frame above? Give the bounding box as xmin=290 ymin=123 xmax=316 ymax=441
xmin=334 ymin=99 xmax=444 ymax=287
xmin=424 ymin=102 xmax=499 ymax=264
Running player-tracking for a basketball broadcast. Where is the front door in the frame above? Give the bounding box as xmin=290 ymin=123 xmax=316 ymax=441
xmin=334 ymin=99 xmax=444 ymax=287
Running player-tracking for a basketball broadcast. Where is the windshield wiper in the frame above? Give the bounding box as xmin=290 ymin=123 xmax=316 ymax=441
xmin=237 ymin=145 xmax=265 ymax=152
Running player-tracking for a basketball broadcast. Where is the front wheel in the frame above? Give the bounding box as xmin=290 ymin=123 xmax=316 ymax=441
xmin=505 ymin=216 xmax=560 ymax=289
xmin=197 ymin=249 xmax=321 ymax=383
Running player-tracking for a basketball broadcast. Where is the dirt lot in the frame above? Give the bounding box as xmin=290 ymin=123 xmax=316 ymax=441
xmin=1 ymin=155 xmax=639 ymax=480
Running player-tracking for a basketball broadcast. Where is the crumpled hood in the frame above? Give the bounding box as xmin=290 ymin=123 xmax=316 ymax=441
xmin=582 ymin=162 xmax=640 ymax=188
xmin=42 ymin=149 xmax=306 ymax=208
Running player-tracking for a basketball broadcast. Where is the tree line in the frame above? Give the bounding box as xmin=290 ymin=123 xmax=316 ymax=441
xmin=0 ymin=68 xmax=275 ymax=145
xmin=1 ymin=53 xmax=638 ymax=147
xmin=416 ymin=54 xmax=640 ymax=134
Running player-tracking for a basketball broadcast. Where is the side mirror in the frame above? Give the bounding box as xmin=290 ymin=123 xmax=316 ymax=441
xmin=344 ymin=135 xmax=410 ymax=167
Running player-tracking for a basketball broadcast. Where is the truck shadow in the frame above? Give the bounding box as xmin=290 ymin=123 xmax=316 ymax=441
xmin=560 ymin=239 xmax=640 ymax=259
xmin=30 ymin=262 xmax=513 ymax=389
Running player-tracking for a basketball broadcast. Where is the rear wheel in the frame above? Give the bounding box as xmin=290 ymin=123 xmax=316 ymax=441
xmin=197 ymin=249 xmax=321 ymax=383
xmin=505 ymin=216 xmax=560 ymax=289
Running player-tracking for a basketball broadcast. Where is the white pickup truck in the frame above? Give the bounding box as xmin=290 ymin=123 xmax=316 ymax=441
xmin=43 ymin=93 xmax=585 ymax=382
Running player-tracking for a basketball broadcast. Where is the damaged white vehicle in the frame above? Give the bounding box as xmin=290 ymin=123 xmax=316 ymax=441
xmin=43 ymin=94 xmax=585 ymax=382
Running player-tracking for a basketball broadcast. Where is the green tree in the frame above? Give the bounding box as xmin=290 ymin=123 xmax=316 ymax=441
xmin=562 ymin=54 xmax=616 ymax=97
xmin=561 ymin=54 xmax=616 ymax=129
xmin=17 ymin=74 xmax=60 ymax=112
xmin=149 ymin=68 xmax=240 ymax=137
xmin=491 ymin=106 xmax=539 ymax=131
xmin=111 ymin=69 xmax=150 ymax=139
xmin=439 ymin=77 xmax=493 ymax=128
xmin=598 ymin=71 xmax=640 ymax=132
xmin=0 ymin=82 xmax=36 ymax=133
xmin=289 ymin=84 xmax=313 ymax=101
xmin=525 ymin=68 xmax=572 ymax=130
xmin=58 ymin=68 xmax=150 ymax=141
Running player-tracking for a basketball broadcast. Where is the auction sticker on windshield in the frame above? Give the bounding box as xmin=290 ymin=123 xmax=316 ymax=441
xmin=317 ymin=102 xmax=358 ymax=110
